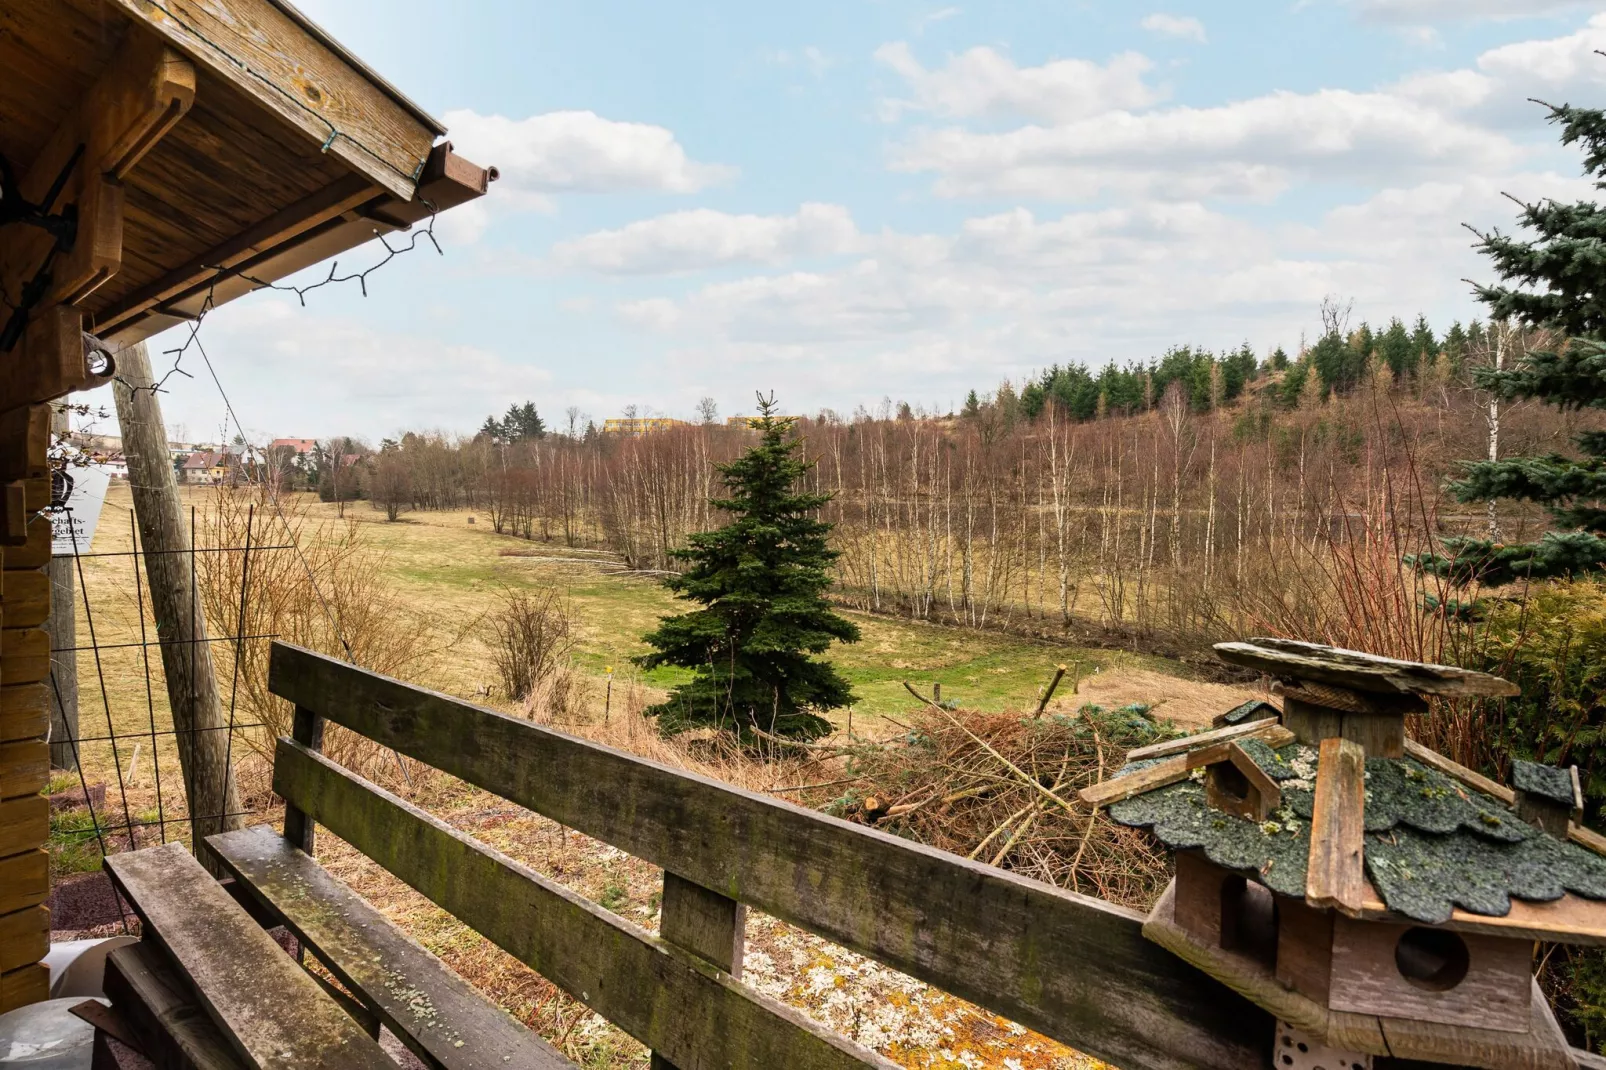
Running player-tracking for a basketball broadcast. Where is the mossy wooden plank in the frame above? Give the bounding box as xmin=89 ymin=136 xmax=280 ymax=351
xmin=0 ymin=849 xmax=47 ymax=915
xmin=207 ymin=825 xmax=577 ymax=1070
xmin=273 ymin=740 xmax=895 ymax=1070
xmin=1214 ymin=638 xmax=1518 ymax=698
xmin=1125 ymin=717 xmax=1283 ymax=762
xmin=1306 ymin=737 xmax=1366 ymax=916
xmin=269 ymin=642 xmax=1272 ymax=1070
xmin=104 ymin=842 xmax=395 ymax=1070
xmin=104 ymin=941 xmax=251 ymax=1070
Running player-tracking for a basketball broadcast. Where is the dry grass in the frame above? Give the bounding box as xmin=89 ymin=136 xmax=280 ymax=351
xmin=54 ymin=483 xmax=1246 ymax=1068
xmin=1056 ymin=667 xmax=1266 ymax=728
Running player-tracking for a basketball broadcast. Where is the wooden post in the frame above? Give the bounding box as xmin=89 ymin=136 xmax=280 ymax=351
xmin=650 ymin=871 xmax=746 ymax=1070
xmin=282 ymin=705 xmax=324 ymax=854
xmin=46 ymin=408 xmax=78 ymax=771
xmin=112 ymin=341 xmax=242 ymax=865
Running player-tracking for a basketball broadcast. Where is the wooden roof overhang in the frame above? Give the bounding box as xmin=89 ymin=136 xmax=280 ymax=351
xmin=1 ymin=0 xmax=493 ymax=406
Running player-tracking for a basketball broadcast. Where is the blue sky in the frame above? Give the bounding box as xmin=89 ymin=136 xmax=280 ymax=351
xmin=147 ymin=0 xmax=1606 ymax=444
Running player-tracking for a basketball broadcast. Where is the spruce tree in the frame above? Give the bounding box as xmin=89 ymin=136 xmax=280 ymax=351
xmin=1416 ymin=102 xmax=1606 ymax=587
xmin=636 ymin=394 xmax=859 ymax=740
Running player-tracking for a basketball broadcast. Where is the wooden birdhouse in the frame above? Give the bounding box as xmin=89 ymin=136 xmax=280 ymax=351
xmin=1081 ymin=638 xmax=1606 ymax=1070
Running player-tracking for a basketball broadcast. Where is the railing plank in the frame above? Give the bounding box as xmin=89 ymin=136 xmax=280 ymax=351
xmin=272 ymin=738 xmax=895 ymax=1070
xmin=653 ymin=871 xmax=746 ymax=1070
xmin=269 ymin=641 xmax=1270 ymax=1070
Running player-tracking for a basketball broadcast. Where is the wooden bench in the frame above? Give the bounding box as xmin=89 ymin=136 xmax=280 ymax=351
xmin=97 ymin=641 xmax=1270 ymax=1070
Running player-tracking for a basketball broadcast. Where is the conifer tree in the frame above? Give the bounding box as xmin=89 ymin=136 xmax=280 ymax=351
xmin=636 ymin=394 xmax=860 ymax=740
xmin=1416 ymin=102 xmax=1606 ymax=586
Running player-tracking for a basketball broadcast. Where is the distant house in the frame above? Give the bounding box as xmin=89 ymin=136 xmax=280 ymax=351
xmin=179 ymin=450 xmax=237 ymax=485
xmin=603 ymin=417 xmax=688 ymax=436
xmin=270 ymin=438 xmax=318 ymax=455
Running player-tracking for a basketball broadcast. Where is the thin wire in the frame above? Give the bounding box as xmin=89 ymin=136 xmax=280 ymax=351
xmin=51 ymin=633 xmax=278 ymax=654
xmin=69 ymin=544 xmax=294 ymax=559
xmin=221 ymin=503 xmax=253 ymax=824
xmin=48 ymin=669 xmax=132 ymax=936
xmin=130 ymin=511 xmax=167 ymax=845
xmin=67 ymin=522 xmax=136 ymax=853
xmin=69 ymin=724 xmax=265 ymax=745
xmin=232 ymin=200 xmax=440 ymax=305
xmin=193 ymin=327 xmax=415 ymax=791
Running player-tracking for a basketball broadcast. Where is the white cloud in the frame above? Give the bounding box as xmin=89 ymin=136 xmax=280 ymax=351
xmin=915 ymin=6 xmax=962 ymax=34
xmin=889 ymin=87 xmax=1520 ymax=200
xmin=1357 ymin=0 xmax=1592 ymax=23
xmin=873 ymin=42 xmax=1165 ymax=123
xmin=594 ymin=164 xmax=1595 ymax=411
xmin=1141 ymin=14 xmax=1208 ymax=42
xmin=441 ymin=109 xmax=735 ymax=213
xmin=553 ymin=204 xmax=861 ymax=274
xmin=154 ymin=297 xmax=553 ymax=442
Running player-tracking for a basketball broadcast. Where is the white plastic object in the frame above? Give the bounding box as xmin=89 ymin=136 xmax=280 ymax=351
xmin=42 ymin=937 xmax=136 ymax=1000
xmin=1273 ymin=1020 xmax=1371 ymax=1070
xmin=0 ymin=996 xmax=106 ymax=1067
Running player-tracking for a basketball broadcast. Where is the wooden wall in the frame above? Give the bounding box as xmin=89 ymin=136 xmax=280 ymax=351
xmin=0 ymin=406 xmax=54 ymax=1010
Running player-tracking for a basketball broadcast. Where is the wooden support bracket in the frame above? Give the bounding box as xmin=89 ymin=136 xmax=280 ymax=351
xmin=0 ymin=30 xmax=195 ymax=354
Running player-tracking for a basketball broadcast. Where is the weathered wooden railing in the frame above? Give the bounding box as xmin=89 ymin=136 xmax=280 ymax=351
xmin=266 ymin=641 xmax=1268 ymax=1070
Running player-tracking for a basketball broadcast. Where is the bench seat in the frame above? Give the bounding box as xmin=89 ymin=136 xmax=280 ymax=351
xmin=101 ymin=940 xmax=249 ymax=1070
xmin=104 ymin=843 xmax=395 ymax=1070
xmin=208 ymin=824 xmax=576 ymax=1070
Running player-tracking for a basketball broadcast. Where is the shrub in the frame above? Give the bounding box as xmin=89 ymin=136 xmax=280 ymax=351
xmin=488 ymin=586 xmax=577 ymax=704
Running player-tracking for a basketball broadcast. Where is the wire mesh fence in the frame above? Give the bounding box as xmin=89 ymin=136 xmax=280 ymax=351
xmin=46 ymin=495 xmax=286 ymax=935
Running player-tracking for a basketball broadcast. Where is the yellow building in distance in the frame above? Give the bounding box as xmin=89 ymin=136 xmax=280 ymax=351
xmin=603 ymin=417 xmax=688 ymax=436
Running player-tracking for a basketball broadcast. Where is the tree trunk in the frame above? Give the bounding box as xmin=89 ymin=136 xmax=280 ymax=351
xmin=112 ymin=341 xmax=242 ymax=862
xmin=46 ymin=554 xmax=78 ymax=771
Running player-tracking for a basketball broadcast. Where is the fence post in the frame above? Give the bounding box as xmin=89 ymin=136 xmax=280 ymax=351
xmin=650 ymin=870 xmax=746 ymax=1070
xmin=281 ymin=706 xmax=324 ymax=854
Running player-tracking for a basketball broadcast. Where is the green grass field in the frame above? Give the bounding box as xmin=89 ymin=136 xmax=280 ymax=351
xmin=54 ymin=485 xmax=1252 ymax=856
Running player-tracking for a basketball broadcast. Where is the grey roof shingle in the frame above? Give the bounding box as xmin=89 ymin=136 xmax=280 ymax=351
xmin=1107 ymin=742 xmax=1606 ymax=924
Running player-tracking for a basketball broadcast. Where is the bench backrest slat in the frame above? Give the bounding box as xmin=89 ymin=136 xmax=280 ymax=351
xmin=269 ymin=640 xmax=1267 ymax=1070
xmin=273 ymin=738 xmax=894 ymax=1070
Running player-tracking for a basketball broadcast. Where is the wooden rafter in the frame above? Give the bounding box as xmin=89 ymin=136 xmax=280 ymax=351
xmin=0 ymin=31 xmax=195 ymax=318
xmin=106 ymin=0 xmax=442 ymax=202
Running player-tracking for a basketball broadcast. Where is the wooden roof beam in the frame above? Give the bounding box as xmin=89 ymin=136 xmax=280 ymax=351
xmin=107 ymin=0 xmax=443 ymax=202
xmin=0 ymin=31 xmax=195 ymax=334
xmin=98 ymin=143 xmax=494 ymax=346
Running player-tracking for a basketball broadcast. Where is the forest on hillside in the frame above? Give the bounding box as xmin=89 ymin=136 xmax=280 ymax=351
xmin=270 ymin=311 xmax=1586 ymax=670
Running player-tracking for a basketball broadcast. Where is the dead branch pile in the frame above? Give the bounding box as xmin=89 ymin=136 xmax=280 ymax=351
xmin=800 ymin=703 xmax=1181 ymax=910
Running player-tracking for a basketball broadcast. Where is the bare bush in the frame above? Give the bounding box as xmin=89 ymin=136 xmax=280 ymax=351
xmin=488 ymin=586 xmax=577 ymax=704
xmin=197 ymin=486 xmax=435 ymax=782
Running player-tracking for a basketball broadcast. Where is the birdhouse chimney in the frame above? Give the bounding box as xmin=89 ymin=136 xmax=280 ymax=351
xmin=1212 ymin=638 xmax=1520 ymax=760
xmin=1511 ymin=759 xmax=1583 ymax=838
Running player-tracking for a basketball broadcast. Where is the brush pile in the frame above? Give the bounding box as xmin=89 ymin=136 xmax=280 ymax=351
xmin=799 ymin=702 xmax=1182 ymax=910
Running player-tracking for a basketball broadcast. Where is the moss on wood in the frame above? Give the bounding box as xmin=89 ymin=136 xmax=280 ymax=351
xmin=1107 ymin=741 xmax=1606 ymax=924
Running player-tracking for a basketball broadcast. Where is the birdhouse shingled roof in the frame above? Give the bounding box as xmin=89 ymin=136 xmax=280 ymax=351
xmin=1103 ymin=730 xmax=1606 ymax=928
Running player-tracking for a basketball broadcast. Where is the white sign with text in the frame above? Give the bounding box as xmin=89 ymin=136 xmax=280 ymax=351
xmin=50 ymin=464 xmax=113 ymax=556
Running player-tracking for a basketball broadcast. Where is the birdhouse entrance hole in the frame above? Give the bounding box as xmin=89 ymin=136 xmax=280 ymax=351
xmin=1220 ymin=874 xmax=1279 ymax=969
xmin=1394 ymin=927 xmax=1469 ymax=992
